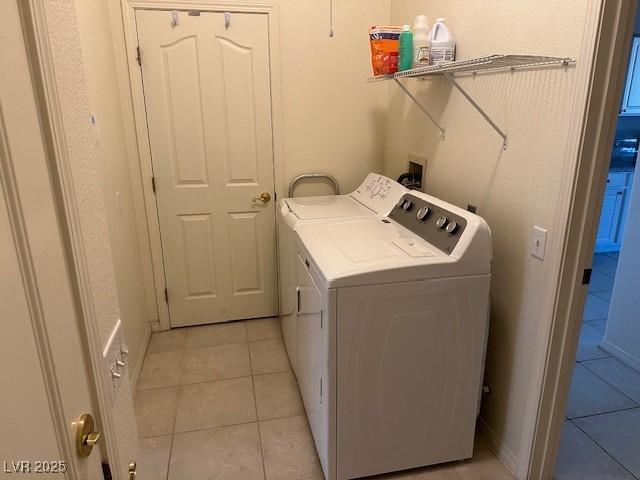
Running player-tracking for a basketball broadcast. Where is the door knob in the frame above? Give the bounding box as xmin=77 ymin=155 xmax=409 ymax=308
xmin=128 ymin=461 xmax=137 ymax=479
xmin=74 ymin=413 xmax=101 ymax=458
xmin=253 ymin=192 xmax=271 ymax=203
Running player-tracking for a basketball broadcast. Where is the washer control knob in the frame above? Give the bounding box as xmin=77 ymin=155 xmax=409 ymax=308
xmin=416 ymin=206 xmax=430 ymax=222
xmin=396 ymin=198 xmax=406 ymax=208
xmin=402 ymin=199 xmax=413 ymax=211
xmin=436 ymin=216 xmax=448 ymax=229
xmin=370 ymin=185 xmax=381 ymax=196
xmin=445 ymin=221 xmax=458 ymax=234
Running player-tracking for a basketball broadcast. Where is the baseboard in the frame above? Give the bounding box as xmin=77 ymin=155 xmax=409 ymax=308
xmin=130 ymin=323 xmax=152 ymax=397
xmin=601 ymin=339 xmax=640 ymax=372
xmin=477 ymin=416 xmax=518 ymax=477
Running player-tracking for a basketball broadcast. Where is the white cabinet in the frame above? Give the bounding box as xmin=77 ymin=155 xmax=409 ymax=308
xmin=596 ymin=172 xmax=634 ymax=252
xmin=621 ymin=37 xmax=640 ymax=115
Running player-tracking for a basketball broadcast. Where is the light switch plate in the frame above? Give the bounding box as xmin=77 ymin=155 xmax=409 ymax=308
xmin=102 ymin=319 xmax=128 ymax=403
xmin=531 ymin=226 xmax=548 ymax=260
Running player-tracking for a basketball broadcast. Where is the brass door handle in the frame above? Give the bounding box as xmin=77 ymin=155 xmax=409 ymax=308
xmin=253 ymin=192 xmax=271 ymax=203
xmin=129 ymin=461 xmax=137 ymax=479
xmin=74 ymin=413 xmax=101 ymax=458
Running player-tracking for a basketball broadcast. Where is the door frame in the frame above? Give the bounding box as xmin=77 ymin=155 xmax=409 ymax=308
xmin=119 ymin=0 xmax=284 ymax=331
xmin=16 ymin=1 xmax=128 ymax=477
xmin=522 ymin=1 xmax=637 ymax=478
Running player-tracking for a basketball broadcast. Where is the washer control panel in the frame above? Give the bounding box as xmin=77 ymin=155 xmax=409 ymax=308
xmin=352 ymin=173 xmax=408 ymax=215
xmin=391 ymin=194 xmax=467 ymax=255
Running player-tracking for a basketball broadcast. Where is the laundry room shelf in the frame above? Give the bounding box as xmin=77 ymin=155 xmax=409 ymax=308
xmin=368 ymin=54 xmax=575 ymax=149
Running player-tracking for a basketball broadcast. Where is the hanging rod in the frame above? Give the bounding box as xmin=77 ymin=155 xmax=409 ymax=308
xmin=393 ymin=78 xmax=446 ymax=140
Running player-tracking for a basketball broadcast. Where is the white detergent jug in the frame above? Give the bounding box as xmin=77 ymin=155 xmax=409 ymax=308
xmin=429 ymin=18 xmax=455 ymax=64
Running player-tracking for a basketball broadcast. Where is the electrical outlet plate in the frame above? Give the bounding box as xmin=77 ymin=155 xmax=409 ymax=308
xmin=102 ymin=319 xmax=128 ymax=403
xmin=531 ymin=226 xmax=548 ymax=260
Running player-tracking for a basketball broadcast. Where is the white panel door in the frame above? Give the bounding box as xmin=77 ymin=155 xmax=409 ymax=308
xmin=136 ymin=10 xmax=278 ymax=327
xmin=0 ymin=1 xmax=106 ymax=475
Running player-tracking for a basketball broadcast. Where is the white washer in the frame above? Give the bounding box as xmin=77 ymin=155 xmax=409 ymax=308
xmin=278 ymin=173 xmax=407 ymax=376
xmin=291 ymin=191 xmax=492 ymax=480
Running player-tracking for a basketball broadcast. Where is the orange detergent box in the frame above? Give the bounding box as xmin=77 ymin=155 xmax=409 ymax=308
xmin=369 ymin=26 xmax=402 ymax=76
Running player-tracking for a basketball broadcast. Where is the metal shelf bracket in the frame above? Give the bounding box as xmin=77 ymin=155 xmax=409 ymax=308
xmin=371 ymin=55 xmax=576 ymax=151
xmin=393 ymin=78 xmax=446 ymax=140
xmin=443 ymin=72 xmax=508 ymax=150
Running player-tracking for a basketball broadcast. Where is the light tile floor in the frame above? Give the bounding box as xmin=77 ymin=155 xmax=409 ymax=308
xmin=134 ymin=317 xmax=514 ymax=480
xmin=556 ymin=253 xmax=640 ymax=479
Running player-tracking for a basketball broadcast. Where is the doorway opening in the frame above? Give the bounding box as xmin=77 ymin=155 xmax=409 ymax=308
xmin=554 ymin=9 xmax=640 ymax=477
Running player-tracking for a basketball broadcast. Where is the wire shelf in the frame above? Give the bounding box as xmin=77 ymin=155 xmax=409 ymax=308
xmin=367 ymin=54 xmax=575 ymax=83
xmin=368 ymin=54 xmax=576 ymax=149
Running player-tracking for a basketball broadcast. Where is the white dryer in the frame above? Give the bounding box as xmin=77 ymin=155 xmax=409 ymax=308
xmin=291 ymin=191 xmax=492 ymax=480
xmin=278 ymin=173 xmax=407 ymax=376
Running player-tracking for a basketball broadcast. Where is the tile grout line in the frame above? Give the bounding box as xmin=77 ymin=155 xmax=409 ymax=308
xmin=185 ymin=340 xmax=249 ymax=350
xmin=164 ymin=344 xmax=186 ymax=480
xmin=136 ymin=365 xmax=292 ymax=393
xmin=575 ymin=354 xmax=611 ymax=365
xmin=136 ymin=337 xmax=184 ymax=480
xmin=591 ymin=268 xmax=616 ymax=279
xmin=168 ymin=414 xmax=305 ymax=437
xmin=590 ymin=256 xmax=618 ymax=278
xmin=568 ymin=405 xmax=640 ymax=421
xmin=246 ymin=321 xmax=268 ymax=480
xmin=582 ymin=317 xmax=607 ymax=324
xmin=140 ymin=321 xmax=289 ymax=480
xmin=569 ymin=419 xmax=639 ymax=479
xmin=591 ymin=291 xmax=613 ymax=302
xmin=579 ymin=361 xmax=640 ymax=408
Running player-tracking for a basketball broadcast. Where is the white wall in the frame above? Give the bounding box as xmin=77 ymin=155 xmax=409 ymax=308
xmin=386 ymin=0 xmax=590 ymax=470
xmin=604 ymin=170 xmax=640 ymax=369
xmin=74 ymin=0 xmax=152 ymax=379
xmin=43 ymin=1 xmax=140 ymax=476
xmin=278 ymin=0 xmax=390 ymax=195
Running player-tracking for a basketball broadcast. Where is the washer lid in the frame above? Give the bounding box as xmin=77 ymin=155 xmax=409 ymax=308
xmin=321 ymin=218 xmax=434 ymax=262
xmin=285 ymin=195 xmax=372 ymax=220
xmin=295 ymin=216 xmax=490 ymax=288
